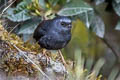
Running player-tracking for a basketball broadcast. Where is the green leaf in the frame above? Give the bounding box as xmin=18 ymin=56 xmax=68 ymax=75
xmin=92 ymin=58 xmax=105 ymax=77
xmin=18 ymin=18 xmax=41 ymax=34
xmin=6 ymin=8 xmax=33 ymax=22
xmin=76 ymin=11 xmax=94 ymax=28
xmin=94 ymin=0 xmax=105 ymax=5
xmin=57 ymin=0 xmax=68 ymax=6
xmin=38 ymin=0 xmax=46 ymax=9
xmin=48 ymin=0 xmax=60 ymax=7
xmin=90 ymin=15 xmax=105 ymax=38
xmin=6 ymin=0 xmax=33 ymax=22
xmin=108 ymin=67 xmax=119 ymax=80
xmin=115 ymin=19 xmax=120 ymax=30
xmin=23 ymin=0 xmax=32 ymax=4
xmin=112 ymin=1 xmax=120 ymax=16
xmin=114 ymin=0 xmax=120 ymax=4
xmin=16 ymin=0 xmax=32 ymax=12
xmin=57 ymin=0 xmax=93 ymax=16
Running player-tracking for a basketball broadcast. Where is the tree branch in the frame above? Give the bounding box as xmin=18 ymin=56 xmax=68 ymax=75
xmin=101 ymin=38 xmax=119 ymax=61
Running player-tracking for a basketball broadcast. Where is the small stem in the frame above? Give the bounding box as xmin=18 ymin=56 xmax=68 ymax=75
xmin=0 ymin=0 xmax=16 ymax=17
xmin=58 ymin=50 xmax=67 ymax=67
xmin=8 ymin=23 xmax=20 ymax=35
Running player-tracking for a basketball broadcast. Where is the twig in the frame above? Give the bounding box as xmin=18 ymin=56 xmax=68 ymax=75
xmin=0 ymin=0 xmax=16 ymax=17
xmin=8 ymin=23 xmax=20 ymax=35
xmin=58 ymin=50 xmax=67 ymax=67
xmin=12 ymin=44 xmax=51 ymax=80
xmin=0 ymin=0 xmax=10 ymax=11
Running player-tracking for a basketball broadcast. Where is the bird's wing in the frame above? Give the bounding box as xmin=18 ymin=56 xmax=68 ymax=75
xmin=33 ymin=20 xmax=51 ymax=41
xmin=38 ymin=34 xmax=65 ymax=50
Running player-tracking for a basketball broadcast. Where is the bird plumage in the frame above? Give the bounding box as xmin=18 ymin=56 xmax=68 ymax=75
xmin=33 ymin=16 xmax=72 ymax=50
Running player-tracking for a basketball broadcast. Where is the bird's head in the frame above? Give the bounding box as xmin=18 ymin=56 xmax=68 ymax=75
xmin=52 ymin=16 xmax=72 ymax=29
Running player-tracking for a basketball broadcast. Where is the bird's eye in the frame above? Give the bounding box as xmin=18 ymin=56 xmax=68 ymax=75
xmin=61 ymin=22 xmax=67 ymax=27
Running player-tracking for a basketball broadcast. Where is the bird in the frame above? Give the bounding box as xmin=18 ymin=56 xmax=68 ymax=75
xmin=33 ymin=16 xmax=72 ymax=50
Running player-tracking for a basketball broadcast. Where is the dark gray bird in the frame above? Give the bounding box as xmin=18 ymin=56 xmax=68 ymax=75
xmin=33 ymin=16 xmax=72 ymax=50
